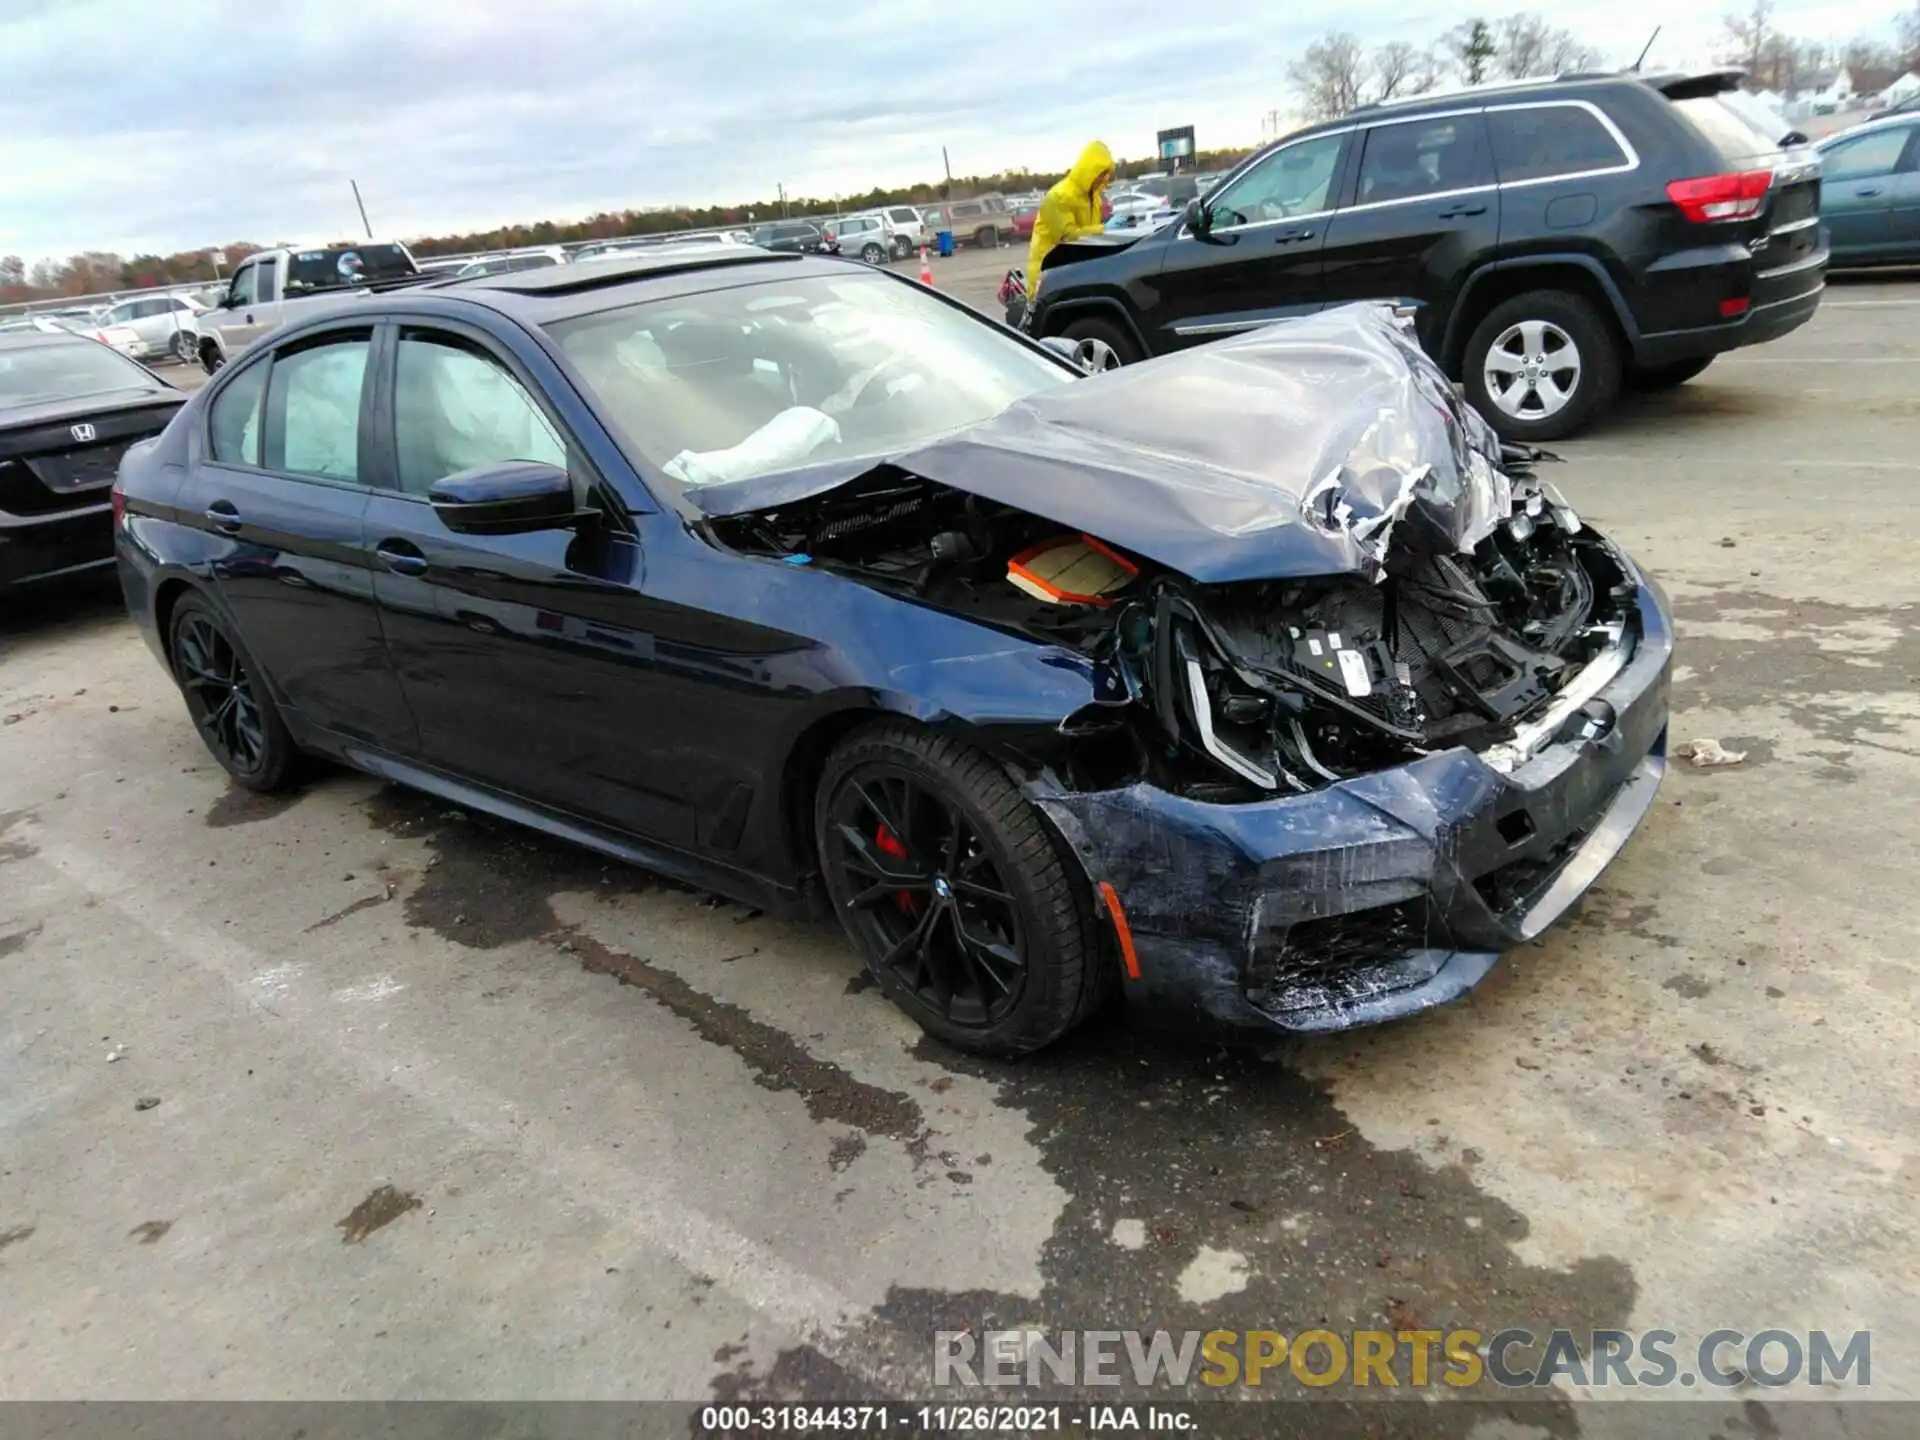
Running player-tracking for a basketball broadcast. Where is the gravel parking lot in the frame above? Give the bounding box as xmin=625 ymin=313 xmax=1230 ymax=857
xmin=4 ymin=265 xmax=1917 ymax=1430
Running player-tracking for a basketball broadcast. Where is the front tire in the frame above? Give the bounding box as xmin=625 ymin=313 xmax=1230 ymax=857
xmin=168 ymin=595 xmax=303 ymax=792
xmin=1056 ymin=314 xmax=1141 ymax=367
xmin=1628 ymin=356 xmax=1713 ymax=391
xmin=170 ymin=331 xmax=196 ymax=364
xmin=816 ymin=724 xmax=1106 ymax=1056
xmin=1463 ymin=290 xmax=1621 ymax=441
xmin=199 ymin=339 xmax=224 ymax=375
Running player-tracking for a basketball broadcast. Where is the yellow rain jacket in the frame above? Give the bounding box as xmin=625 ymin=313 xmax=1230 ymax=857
xmin=1026 ymin=141 xmax=1113 ymax=299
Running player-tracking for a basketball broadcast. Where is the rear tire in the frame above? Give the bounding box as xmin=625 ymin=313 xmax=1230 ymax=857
xmin=815 ymin=723 xmax=1107 ymax=1056
xmin=170 ymin=331 xmax=195 ymax=364
xmin=974 ymin=226 xmax=999 ymax=249
xmin=859 ymin=242 xmax=885 ymax=264
xmin=1628 ymin=356 xmax=1714 ymax=391
xmin=167 ymin=594 xmax=304 ymax=793
xmin=1463 ymin=290 xmax=1621 ymax=442
xmin=1056 ymin=314 xmax=1141 ymax=366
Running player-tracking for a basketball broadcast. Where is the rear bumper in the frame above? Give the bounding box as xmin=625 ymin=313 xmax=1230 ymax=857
xmin=1633 ymin=240 xmax=1827 ymax=368
xmin=0 ymin=501 xmax=114 ymax=588
xmin=1032 ymin=575 xmax=1673 ymax=1035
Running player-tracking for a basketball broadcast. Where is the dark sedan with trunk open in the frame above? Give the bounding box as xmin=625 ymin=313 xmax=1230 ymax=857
xmin=115 ymin=250 xmax=1670 ymax=1054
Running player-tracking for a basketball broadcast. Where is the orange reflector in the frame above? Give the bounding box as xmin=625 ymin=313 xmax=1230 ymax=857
xmin=1097 ymin=881 xmax=1141 ymax=980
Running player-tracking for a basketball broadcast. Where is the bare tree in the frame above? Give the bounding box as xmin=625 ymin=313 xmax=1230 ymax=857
xmin=1288 ymin=32 xmax=1370 ymax=121
xmin=1374 ymin=41 xmax=1444 ymax=101
xmin=0 ymin=256 xmax=24 ymax=289
xmin=1722 ymin=1 xmax=1775 ymax=80
xmin=1902 ymin=3 xmax=1920 ymax=64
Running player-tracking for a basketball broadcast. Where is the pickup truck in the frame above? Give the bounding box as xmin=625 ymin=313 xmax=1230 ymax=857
xmin=194 ymin=241 xmax=437 ymax=373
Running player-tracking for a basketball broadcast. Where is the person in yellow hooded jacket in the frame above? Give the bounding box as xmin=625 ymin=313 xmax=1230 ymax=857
xmin=1025 ymin=140 xmax=1113 ymax=302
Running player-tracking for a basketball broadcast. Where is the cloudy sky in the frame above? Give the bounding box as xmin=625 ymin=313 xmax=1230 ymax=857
xmin=0 ymin=0 xmax=1897 ymax=262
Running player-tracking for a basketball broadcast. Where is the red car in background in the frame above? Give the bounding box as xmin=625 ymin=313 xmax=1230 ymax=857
xmin=1012 ymin=195 xmax=1113 ymax=239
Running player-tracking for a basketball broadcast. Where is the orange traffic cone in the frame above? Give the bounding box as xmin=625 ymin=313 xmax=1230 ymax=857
xmin=918 ymin=246 xmax=934 ymax=286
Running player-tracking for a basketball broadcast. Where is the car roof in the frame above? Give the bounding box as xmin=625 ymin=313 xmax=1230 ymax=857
xmin=0 ymin=330 xmax=99 ymax=351
xmin=1818 ymin=112 xmax=1920 ymax=146
xmin=389 ymin=249 xmax=862 ymax=324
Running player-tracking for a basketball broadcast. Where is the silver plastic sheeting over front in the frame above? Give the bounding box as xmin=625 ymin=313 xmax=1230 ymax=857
xmin=696 ymin=302 xmax=1516 ymax=586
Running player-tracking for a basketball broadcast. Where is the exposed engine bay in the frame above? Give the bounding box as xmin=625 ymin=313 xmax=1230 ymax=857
xmin=710 ymin=450 xmax=1639 ymax=802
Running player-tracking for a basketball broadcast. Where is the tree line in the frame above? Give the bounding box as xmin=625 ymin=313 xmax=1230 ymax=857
xmin=2 ymin=147 xmax=1253 ymax=306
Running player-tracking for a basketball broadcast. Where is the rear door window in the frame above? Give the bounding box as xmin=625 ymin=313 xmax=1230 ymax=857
xmin=1357 ymin=115 xmax=1494 ymax=205
xmin=263 ymin=332 xmax=372 ymax=481
xmin=1487 ymin=104 xmax=1631 ymax=182
xmin=889 ymin=208 xmax=920 ymax=224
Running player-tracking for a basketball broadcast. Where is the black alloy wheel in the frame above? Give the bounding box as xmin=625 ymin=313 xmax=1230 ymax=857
xmin=169 ymin=596 xmax=302 ymax=791
xmin=816 ymin=725 xmax=1107 ymax=1055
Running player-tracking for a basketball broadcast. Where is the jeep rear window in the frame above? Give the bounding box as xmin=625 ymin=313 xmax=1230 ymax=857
xmin=1486 ymin=105 xmax=1630 ymax=182
xmin=1671 ymin=96 xmax=1782 ymax=166
xmin=285 ymin=244 xmax=415 ymax=293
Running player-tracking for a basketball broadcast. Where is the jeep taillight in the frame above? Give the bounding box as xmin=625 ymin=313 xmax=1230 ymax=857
xmin=111 ymin=484 xmax=126 ymax=529
xmin=1666 ymin=169 xmax=1773 ymax=223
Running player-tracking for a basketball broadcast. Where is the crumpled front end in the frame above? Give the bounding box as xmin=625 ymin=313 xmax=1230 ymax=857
xmin=1031 ymin=558 xmax=1671 ymax=1034
xmin=702 ymin=303 xmax=1673 ymax=1029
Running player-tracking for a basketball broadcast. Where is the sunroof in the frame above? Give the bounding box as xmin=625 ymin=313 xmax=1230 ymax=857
xmin=480 ymin=248 xmax=799 ymax=295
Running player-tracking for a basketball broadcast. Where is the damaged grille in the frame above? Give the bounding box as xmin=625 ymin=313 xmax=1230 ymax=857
xmin=1245 ymin=899 xmax=1441 ymax=1014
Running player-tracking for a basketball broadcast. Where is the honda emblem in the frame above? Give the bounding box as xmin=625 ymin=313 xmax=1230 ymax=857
xmin=70 ymin=423 xmax=97 ymax=443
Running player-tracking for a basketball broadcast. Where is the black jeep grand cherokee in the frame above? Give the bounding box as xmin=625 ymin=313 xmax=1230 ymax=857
xmin=1023 ymin=70 xmax=1826 ymax=440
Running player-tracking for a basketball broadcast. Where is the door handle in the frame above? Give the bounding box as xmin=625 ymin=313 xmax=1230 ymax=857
xmin=1274 ymin=227 xmax=1315 ymax=243
xmin=204 ymin=501 xmax=241 ymax=534
xmin=1438 ymin=203 xmax=1488 ymax=219
xmin=1856 ymin=186 xmax=1884 ymax=197
xmin=375 ymin=541 xmax=428 ymax=577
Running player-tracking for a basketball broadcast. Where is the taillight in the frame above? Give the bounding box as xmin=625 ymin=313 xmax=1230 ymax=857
xmin=1666 ymin=169 xmax=1773 ymax=223
xmin=111 ymin=485 xmax=126 ymax=529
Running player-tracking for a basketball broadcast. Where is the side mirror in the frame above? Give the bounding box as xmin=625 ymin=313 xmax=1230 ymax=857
xmin=429 ymin=461 xmax=587 ymax=535
xmin=1184 ymin=197 xmax=1211 ymax=238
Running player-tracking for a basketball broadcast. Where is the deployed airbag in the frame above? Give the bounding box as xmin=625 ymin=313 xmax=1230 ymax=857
xmin=689 ymin=304 xmax=1514 ymax=584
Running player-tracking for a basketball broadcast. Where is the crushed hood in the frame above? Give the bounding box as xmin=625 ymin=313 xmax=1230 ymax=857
xmin=693 ymin=303 xmax=1515 ymax=584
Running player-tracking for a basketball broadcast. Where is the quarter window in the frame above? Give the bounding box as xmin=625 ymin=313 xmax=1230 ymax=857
xmin=1487 ymin=105 xmax=1630 ymax=183
xmin=1821 ymin=126 xmax=1912 ymax=182
xmin=1209 ymin=132 xmax=1345 ymax=227
xmin=263 ymin=333 xmax=371 ymax=481
xmin=208 ymin=361 xmax=267 ymax=467
xmin=392 ymin=333 xmax=567 ymax=496
xmin=1357 ymin=116 xmax=1494 ymax=205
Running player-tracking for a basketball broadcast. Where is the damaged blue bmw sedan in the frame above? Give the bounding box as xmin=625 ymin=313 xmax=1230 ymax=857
xmin=115 ymin=249 xmax=1670 ymax=1055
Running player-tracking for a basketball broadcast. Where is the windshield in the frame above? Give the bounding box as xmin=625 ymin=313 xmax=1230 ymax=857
xmin=285 ymin=243 xmax=416 ymax=293
xmin=0 ymin=340 xmax=156 ymax=407
xmin=546 ymin=271 xmax=1072 ymax=494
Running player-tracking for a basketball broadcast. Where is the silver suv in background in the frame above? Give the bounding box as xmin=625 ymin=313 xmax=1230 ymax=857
xmin=830 ymin=215 xmax=894 ymax=263
xmin=97 ymin=293 xmax=205 ymax=363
